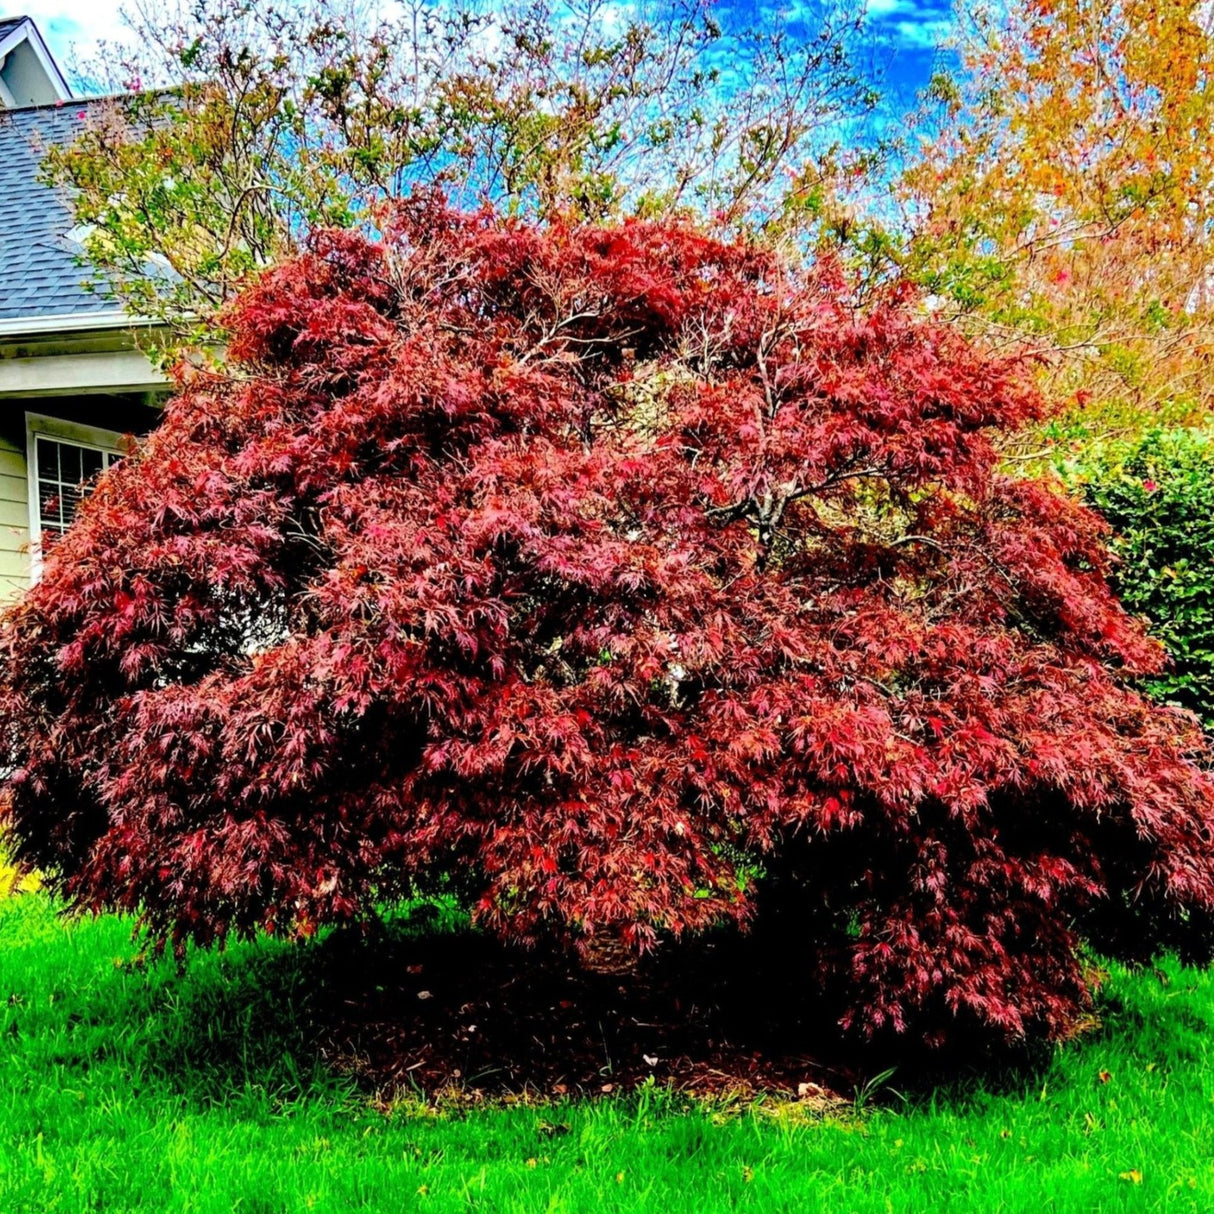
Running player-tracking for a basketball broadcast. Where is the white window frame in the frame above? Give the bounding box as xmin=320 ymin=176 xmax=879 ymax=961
xmin=25 ymin=412 xmax=126 ymax=577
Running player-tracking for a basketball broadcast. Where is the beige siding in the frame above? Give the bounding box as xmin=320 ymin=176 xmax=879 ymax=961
xmin=0 ymin=473 xmax=25 ymax=505
xmin=0 ymin=448 xmax=25 ymax=483
xmin=0 ymin=432 xmax=28 ymax=601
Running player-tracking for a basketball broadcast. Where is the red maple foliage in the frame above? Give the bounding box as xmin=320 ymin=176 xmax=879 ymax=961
xmin=2 ymin=197 xmax=1213 ymax=1049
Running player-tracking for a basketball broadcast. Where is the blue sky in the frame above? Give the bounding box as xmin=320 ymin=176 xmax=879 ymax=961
xmin=21 ymin=0 xmax=951 ymax=107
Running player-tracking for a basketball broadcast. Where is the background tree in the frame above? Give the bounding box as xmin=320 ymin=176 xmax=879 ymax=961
xmin=44 ymin=0 xmax=880 ymax=336
xmin=2 ymin=200 xmax=1213 ymax=1050
xmin=897 ymin=0 xmax=1214 ymax=435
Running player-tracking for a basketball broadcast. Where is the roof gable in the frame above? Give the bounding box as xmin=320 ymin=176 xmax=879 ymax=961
xmin=0 ymin=17 xmax=72 ymax=108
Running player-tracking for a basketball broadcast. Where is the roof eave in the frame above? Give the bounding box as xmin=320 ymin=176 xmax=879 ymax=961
xmin=0 ymin=310 xmax=157 ymax=338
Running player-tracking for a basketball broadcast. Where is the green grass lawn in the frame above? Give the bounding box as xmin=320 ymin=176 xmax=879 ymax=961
xmin=2 ymin=892 xmax=1213 ymax=1213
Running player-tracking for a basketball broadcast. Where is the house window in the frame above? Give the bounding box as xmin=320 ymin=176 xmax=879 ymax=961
xmin=26 ymin=414 xmax=125 ymax=561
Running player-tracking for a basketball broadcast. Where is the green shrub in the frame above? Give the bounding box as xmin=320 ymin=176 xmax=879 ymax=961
xmin=1071 ymin=428 xmax=1214 ymax=728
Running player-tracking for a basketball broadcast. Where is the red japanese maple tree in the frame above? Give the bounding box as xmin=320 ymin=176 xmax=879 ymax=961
xmin=3 ymin=197 xmax=1213 ymax=1048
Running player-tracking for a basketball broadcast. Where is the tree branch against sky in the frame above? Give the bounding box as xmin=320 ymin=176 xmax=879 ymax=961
xmin=28 ymin=0 xmax=957 ymax=337
xmin=27 ymin=0 xmax=955 ymax=97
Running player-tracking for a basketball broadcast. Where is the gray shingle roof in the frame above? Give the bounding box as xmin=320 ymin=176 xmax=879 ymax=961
xmin=0 ymin=98 xmax=117 ymax=322
xmin=0 ymin=17 xmax=29 ymax=40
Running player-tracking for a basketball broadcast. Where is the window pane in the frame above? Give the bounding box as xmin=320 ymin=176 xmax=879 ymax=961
xmin=36 ymin=438 xmax=57 ymax=482
xmin=60 ymin=485 xmax=82 ymax=516
xmin=39 ymin=488 xmax=61 ymax=525
xmin=61 ymin=444 xmax=82 ymax=486
xmin=34 ymin=434 xmax=116 ymax=544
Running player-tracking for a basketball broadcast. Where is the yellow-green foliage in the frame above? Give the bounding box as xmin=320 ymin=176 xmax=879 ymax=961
xmin=0 ymin=848 xmax=37 ymax=899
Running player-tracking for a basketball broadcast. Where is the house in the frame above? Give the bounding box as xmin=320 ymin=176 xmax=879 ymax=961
xmin=0 ymin=15 xmax=165 ymax=598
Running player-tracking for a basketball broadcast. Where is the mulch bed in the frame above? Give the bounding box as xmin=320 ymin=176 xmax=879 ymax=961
xmin=302 ymin=915 xmax=857 ymax=1104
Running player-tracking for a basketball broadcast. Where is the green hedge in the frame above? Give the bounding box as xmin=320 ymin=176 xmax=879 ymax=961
xmin=1067 ymin=428 xmax=1214 ymax=729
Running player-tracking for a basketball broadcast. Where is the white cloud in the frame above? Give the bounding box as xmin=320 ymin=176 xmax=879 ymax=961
xmin=891 ymin=16 xmax=952 ymax=47
xmin=864 ymin=0 xmax=955 ymax=51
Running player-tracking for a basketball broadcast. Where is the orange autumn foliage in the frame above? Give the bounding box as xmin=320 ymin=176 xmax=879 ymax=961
xmin=902 ymin=0 xmax=1214 ymax=431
